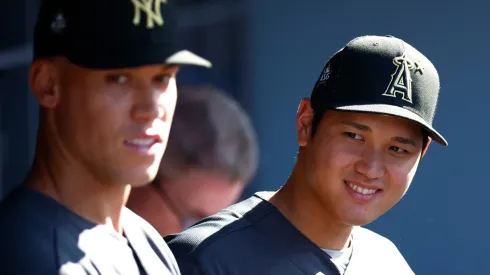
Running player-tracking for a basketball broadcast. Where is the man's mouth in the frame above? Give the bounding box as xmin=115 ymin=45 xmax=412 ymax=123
xmin=345 ymin=181 xmax=380 ymax=195
xmin=125 ymin=138 xmax=158 ymax=147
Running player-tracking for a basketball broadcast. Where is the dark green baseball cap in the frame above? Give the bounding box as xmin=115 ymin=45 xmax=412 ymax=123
xmin=33 ymin=0 xmax=212 ymax=69
xmin=311 ymin=35 xmax=447 ymax=146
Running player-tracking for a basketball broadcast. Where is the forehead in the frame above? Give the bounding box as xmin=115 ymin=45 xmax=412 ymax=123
xmin=322 ymin=110 xmax=423 ymax=135
xmin=53 ymin=58 xmax=179 ymax=76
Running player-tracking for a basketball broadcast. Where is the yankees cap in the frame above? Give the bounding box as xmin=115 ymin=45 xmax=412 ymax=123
xmin=33 ymin=0 xmax=212 ymax=69
xmin=311 ymin=35 xmax=447 ymax=146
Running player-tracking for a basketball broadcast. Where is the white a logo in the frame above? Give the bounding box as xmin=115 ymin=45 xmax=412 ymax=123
xmin=382 ymin=54 xmax=423 ymax=104
xmin=131 ymin=0 xmax=167 ymax=29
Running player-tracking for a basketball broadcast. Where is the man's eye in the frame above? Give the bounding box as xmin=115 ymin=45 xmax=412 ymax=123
xmin=154 ymin=75 xmax=171 ymax=83
xmin=390 ymin=146 xmax=407 ymax=153
xmin=106 ymin=75 xmax=128 ymax=84
xmin=345 ymin=132 xmax=362 ymax=140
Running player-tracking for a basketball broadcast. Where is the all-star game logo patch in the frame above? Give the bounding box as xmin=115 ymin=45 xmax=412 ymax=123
xmin=316 ymin=64 xmax=332 ymax=88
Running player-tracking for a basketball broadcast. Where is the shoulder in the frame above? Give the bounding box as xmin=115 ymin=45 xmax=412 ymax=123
xmin=166 ymin=208 xmax=250 ymax=254
xmin=124 ymin=207 xmax=181 ymax=274
xmin=353 ymin=227 xmax=414 ymax=273
xmin=0 ymin=230 xmax=57 ymax=274
xmin=165 ymin=194 xmax=271 ymax=273
xmin=0 ymin=187 xmax=58 ymax=242
xmin=353 ymin=226 xmax=404 ymax=253
xmin=0 ymin=187 xmax=62 ymax=272
xmin=354 ymin=226 xmax=395 ymax=245
xmin=0 ymin=187 xmax=60 ymax=236
xmin=124 ymin=207 xmax=163 ymax=240
xmin=166 ymin=193 xmax=267 ymax=253
xmin=0 ymin=189 xmax=58 ymax=274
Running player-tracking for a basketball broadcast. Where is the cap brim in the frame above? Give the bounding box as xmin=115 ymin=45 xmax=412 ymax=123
xmin=65 ymin=46 xmax=212 ymax=70
xmin=333 ymin=104 xmax=448 ymax=146
xmin=165 ymin=50 xmax=212 ymax=68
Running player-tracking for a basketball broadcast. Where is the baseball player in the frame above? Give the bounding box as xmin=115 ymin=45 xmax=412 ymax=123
xmin=0 ymin=0 xmax=210 ymax=274
xmin=165 ymin=35 xmax=447 ymax=275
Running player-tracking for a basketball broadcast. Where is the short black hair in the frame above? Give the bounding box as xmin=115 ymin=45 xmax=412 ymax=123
xmin=158 ymin=86 xmax=259 ymax=184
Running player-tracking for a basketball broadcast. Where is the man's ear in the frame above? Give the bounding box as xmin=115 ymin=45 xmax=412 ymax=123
xmin=296 ymin=98 xmax=314 ymax=147
xmin=29 ymin=59 xmax=62 ymax=109
xmin=421 ymin=137 xmax=432 ymax=157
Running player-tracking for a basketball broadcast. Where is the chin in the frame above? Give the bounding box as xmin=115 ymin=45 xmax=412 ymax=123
xmin=128 ymin=179 xmax=152 ymax=187
xmin=348 ymin=220 xmax=373 ymax=227
xmin=339 ymin=209 xmax=380 ymax=226
xmin=343 ymin=215 xmax=380 ymax=227
xmin=123 ymin=169 xmax=158 ymax=187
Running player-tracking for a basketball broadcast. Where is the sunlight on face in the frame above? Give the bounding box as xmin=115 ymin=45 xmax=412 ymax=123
xmin=304 ymin=110 xmax=425 ymax=226
xmin=52 ymin=60 xmax=180 ymax=186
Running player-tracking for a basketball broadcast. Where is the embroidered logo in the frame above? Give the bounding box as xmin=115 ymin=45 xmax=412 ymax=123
xmin=131 ymin=0 xmax=167 ymax=29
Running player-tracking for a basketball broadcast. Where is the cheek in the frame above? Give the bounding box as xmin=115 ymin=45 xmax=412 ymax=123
xmin=387 ymin=157 xmax=420 ymax=192
xmin=85 ymin=92 xmax=128 ymax=138
xmin=161 ymin=81 xmax=178 ymax=121
xmin=310 ymin=140 xmax=359 ymax=181
xmin=157 ymin=89 xmax=178 ymax=150
xmin=60 ymin=87 xmax=129 ymax=153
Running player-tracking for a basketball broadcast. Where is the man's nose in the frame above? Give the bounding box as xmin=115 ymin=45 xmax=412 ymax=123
xmin=131 ymin=87 xmax=164 ymax=123
xmin=354 ymin=147 xmax=385 ymax=180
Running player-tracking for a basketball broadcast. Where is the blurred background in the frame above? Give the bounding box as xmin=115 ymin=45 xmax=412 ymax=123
xmin=0 ymin=0 xmax=485 ymax=274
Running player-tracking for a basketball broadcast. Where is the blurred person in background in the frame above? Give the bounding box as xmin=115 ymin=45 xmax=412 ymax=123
xmin=0 ymin=0 xmax=211 ymax=274
xmin=127 ymin=86 xmax=259 ymax=236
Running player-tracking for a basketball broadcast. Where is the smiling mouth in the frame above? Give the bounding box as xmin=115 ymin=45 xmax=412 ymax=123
xmin=344 ymin=181 xmax=380 ymax=195
xmin=124 ymin=138 xmax=159 ymax=147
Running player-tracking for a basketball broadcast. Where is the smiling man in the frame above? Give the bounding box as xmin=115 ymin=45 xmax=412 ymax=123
xmin=165 ymin=35 xmax=446 ymax=275
xmin=0 ymin=0 xmax=210 ymax=274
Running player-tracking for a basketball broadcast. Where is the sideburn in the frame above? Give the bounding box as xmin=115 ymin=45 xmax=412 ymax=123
xmin=310 ymin=109 xmax=326 ymax=138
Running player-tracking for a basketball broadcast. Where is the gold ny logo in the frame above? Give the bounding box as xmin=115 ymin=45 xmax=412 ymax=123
xmin=131 ymin=0 xmax=167 ymax=29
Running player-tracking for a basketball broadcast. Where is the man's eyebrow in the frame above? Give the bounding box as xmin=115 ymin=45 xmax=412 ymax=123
xmin=161 ymin=65 xmax=180 ymax=72
xmin=392 ymin=136 xmax=417 ymax=147
xmin=342 ymin=120 xmax=418 ymax=147
xmin=341 ymin=120 xmax=371 ymax=131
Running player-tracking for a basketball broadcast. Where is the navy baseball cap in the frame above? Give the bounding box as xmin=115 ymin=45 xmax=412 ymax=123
xmin=311 ymin=35 xmax=447 ymax=146
xmin=33 ymin=0 xmax=212 ymax=69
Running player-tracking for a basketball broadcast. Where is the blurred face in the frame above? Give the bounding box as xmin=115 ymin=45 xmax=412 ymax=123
xmin=31 ymin=58 xmax=179 ymax=186
xmin=297 ymin=100 xmax=427 ymax=226
xmin=161 ymin=170 xmax=245 ymax=225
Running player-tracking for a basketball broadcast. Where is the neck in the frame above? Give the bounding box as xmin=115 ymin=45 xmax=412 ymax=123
xmin=127 ymin=186 xmax=182 ymax=236
xmin=269 ymin=160 xmax=353 ymax=250
xmin=25 ymin=131 xmax=130 ymax=234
